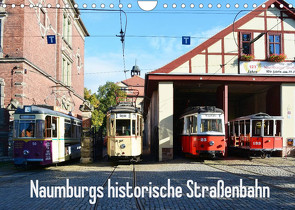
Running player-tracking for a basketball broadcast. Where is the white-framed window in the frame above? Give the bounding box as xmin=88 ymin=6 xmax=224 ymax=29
xmin=62 ymin=57 xmax=72 ymax=86
xmin=63 ymin=13 xmax=72 ymax=46
xmin=0 ymin=78 xmax=4 ymax=108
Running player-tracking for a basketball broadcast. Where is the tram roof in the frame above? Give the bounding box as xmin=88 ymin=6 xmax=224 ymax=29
xmin=108 ymin=105 xmax=141 ymax=114
xmin=180 ymin=106 xmax=224 ymax=118
xmin=14 ymin=105 xmax=81 ymax=121
xmin=230 ymin=112 xmax=283 ymax=121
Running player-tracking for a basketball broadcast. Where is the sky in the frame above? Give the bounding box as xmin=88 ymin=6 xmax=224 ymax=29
xmin=75 ymin=0 xmax=281 ymax=92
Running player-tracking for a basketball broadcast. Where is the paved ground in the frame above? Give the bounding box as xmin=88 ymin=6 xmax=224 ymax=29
xmin=0 ymin=157 xmax=294 ymax=209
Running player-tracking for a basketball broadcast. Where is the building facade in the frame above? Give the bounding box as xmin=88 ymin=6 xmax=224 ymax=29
xmin=145 ymin=0 xmax=295 ymax=161
xmin=0 ymin=0 xmax=89 ymax=155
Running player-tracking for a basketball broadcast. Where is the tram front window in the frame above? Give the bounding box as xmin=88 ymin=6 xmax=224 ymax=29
xmin=116 ymin=119 xmax=130 ymax=136
xmin=200 ymin=119 xmax=223 ymax=133
xmin=18 ymin=120 xmax=35 ymax=137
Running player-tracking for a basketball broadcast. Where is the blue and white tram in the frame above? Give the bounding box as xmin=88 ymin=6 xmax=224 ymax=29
xmin=13 ymin=105 xmax=82 ymax=166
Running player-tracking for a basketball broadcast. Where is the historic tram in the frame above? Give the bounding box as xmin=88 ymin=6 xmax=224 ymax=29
xmin=179 ymin=106 xmax=226 ymax=158
xmin=13 ymin=105 xmax=82 ymax=166
xmin=228 ymin=113 xmax=283 ymax=158
xmin=106 ymin=91 xmax=143 ymax=162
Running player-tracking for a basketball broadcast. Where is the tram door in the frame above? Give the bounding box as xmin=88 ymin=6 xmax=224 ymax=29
xmin=51 ymin=116 xmax=61 ymax=163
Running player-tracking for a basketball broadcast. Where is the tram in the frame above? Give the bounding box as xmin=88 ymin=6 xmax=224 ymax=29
xmin=106 ymin=90 xmax=143 ymax=162
xmin=179 ymin=106 xmax=226 ymax=158
xmin=13 ymin=105 xmax=82 ymax=166
xmin=228 ymin=113 xmax=283 ymax=158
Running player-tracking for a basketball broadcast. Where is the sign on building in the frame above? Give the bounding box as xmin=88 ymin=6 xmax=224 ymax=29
xmin=239 ymin=61 xmax=295 ymax=75
xmin=47 ymin=35 xmax=56 ymax=44
xmin=182 ymin=36 xmax=191 ymax=45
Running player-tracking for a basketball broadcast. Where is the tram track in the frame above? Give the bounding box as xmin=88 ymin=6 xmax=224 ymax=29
xmin=202 ymin=161 xmax=295 ymax=195
xmin=133 ymin=164 xmax=144 ymax=210
xmin=92 ymin=164 xmax=144 ymax=210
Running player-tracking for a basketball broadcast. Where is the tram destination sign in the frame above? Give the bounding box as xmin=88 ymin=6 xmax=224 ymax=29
xmin=239 ymin=61 xmax=295 ymax=75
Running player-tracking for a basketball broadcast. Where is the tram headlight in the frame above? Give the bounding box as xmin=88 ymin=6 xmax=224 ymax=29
xmin=209 ymin=141 xmax=214 ymax=146
xmin=120 ymin=144 xmax=126 ymax=149
xmin=23 ymin=150 xmax=29 ymax=155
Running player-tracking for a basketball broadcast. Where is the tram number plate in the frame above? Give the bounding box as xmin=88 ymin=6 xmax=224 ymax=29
xmin=117 ymin=114 xmax=130 ymax=119
xmin=200 ymin=138 xmax=207 ymax=142
xmin=253 ymin=142 xmax=261 ymax=145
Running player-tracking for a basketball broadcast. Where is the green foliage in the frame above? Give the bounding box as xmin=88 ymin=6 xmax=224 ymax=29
xmin=96 ymin=82 xmax=126 ymax=129
xmin=84 ymin=83 xmax=126 ymax=129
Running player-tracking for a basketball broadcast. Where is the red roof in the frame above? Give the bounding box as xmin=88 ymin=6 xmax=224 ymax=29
xmin=121 ymin=76 xmax=145 ymax=97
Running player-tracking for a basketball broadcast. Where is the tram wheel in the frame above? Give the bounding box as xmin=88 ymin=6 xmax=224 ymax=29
xmin=261 ymin=153 xmax=266 ymax=159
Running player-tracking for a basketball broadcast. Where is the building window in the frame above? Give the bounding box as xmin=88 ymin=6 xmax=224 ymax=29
xmin=62 ymin=57 xmax=72 ymax=86
xmin=269 ymin=34 xmax=281 ymax=55
xmin=0 ymin=18 xmax=2 ymax=53
xmin=0 ymin=78 xmax=4 ymax=108
xmin=63 ymin=14 xmax=72 ymax=45
xmin=241 ymin=33 xmax=251 ymax=55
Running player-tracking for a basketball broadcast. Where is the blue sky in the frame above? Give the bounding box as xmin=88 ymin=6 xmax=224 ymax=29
xmin=75 ymin=0 xmax=276 ymax=92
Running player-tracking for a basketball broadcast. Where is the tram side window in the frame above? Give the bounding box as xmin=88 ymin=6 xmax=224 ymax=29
xmin=183 ymin=117 xmax=190 ymax=135
xmin=136 ymin=116 xmax=140 ymax=136
xmin=13 ymin=120 xmax=19 ymax=138
xmin=234 ymin=121 xmax=239 ymax=136
xmin=264 ymin=120 xmax=274 ymax=136
xmin=245 ymin=120 xmax=250 ymax=136
xmin=132 ymin=120 xmax=136 ymax=135
xmin=191 ymin=116 xmax=198 ymax=134
xmin=229 ymin=122 xmax=234 ymax=136
xmin=110 ymin=118 xmax=115 ymax=136
xmin=240 ymin=121 xmax=245 ymax=136
xmin=77 ymin=124 xmax=81 ymax=138
xmin=252 ymin=120 xmax=262 ymax=136
xmin=116 ymin=119 xmax=130 ymax=136
xmin=275 ymin=120 xmax=282 ymax=136
xmin=52 ymin=117 xmax=57 ymax=138
xmin=19 ymin=120 xmax=35 ymax=137
xmin=45 ymin=116 xmax=52 ymax=138
xmin=72 ymin=123 xmax=76 ymax=138
xmin=64 ymin=120 xmax=71 ymax=138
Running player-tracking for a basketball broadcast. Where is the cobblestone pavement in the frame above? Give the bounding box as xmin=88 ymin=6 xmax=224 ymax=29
xmin=0 ymin=157 xmax=294 ymax=209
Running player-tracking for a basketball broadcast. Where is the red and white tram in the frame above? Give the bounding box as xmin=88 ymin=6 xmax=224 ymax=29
xmin=179 ymin=106 xmax=226 ymax=158
xmin=228 ymin=113 xmax=283 ymax=158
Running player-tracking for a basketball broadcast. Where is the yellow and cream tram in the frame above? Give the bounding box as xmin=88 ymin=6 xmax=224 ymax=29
xmin=13 ymin=105 xmax=82 ymax=166
xmin=106 ymin=103 xmax=143 ymax=162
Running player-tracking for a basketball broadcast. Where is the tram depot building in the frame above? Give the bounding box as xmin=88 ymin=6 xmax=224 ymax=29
xmin=144 ymin=0 xmax=295 ymax=161
xmin=0 ymin=0 xmax=89 ymax=156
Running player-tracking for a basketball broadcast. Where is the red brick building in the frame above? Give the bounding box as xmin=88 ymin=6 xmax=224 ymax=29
xmin=0 ymin=1 xmax=89 ymax=155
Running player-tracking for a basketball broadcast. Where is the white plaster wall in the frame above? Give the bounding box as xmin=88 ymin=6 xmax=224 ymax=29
xmin=239 ymin=17 xmax=265 ymax=30
xmin=283 ymin=18 xmax=295 ymax=31
xmin=191 ymin=54 xmax=206 ymax=73
xmin=267 ymin=18 xmax=282 ymax=31
xmin=284 ymin=34 xmax=295 ymax=60
xmin=158 ymin=82 xmax=173 ymax=161
xmin=253 ymin=33 xmax=266 ymax=60
xmin=224 ymin=32 xmax=238 ymax=54
xmin=208 ymin=40 xmax=222 ymax=53
xmin=281 ymin=84 xmax=295 ymax=148
xmin=208 ymin=55 xmax=222 ymax=74
xmin=224 ymin=55 xmax=238 ymax=74
xmin=171 ymin=61 xmax=189 ymax=74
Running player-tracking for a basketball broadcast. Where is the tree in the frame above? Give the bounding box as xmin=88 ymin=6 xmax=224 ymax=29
xmin=84 ymin=88 xmax=100 ymax=127
xmin=84 ymin=83 xmax=126 ymax=130
xmin=96 ymin=82 xmax=126 ymax=129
